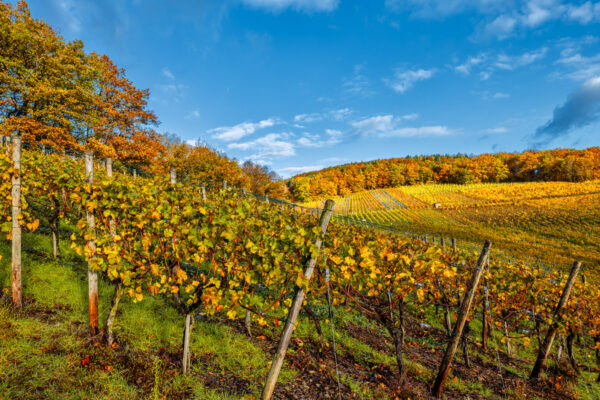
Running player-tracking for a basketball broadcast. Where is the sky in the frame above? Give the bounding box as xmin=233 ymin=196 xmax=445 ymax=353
xmin=13 ymin=0 xmax=600 ymax=178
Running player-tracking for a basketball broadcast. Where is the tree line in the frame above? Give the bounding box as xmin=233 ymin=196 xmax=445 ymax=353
xmin=0 ymin=1 xmax=284 ymax=197
xmin=288 ymin=148 xmax=600 ymax=202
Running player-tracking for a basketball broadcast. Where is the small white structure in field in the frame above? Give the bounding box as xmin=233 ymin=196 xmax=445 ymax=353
xmin=433 ymin=203 xmax=441 ymax=209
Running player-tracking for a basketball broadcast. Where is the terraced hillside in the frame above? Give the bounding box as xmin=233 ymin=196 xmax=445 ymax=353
xmin=303 ymin=181 xmax=600 ymax=267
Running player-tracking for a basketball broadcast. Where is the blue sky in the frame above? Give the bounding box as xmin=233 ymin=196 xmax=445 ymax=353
xmin=15 ymin=0 xmax=600 ymax=177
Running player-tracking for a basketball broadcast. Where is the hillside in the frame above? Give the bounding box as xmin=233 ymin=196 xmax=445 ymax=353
xmin=302 ymin=180 xmax=600 ymax=268
xmin=288 ymin=148 xmax=600 ymax=202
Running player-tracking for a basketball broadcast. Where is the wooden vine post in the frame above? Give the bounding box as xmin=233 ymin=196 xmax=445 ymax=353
xmin=132 ymin=168 xmax=137 ymax=179
xmin=104 ymin=158 xmax=122 ymax=346
xmin=84 ymin=151 xmax=99 ymax=337
xmin=201 ymin=184 xmax=207 ymax=201
xmin=481 ymin=257 xmax=491 ymax=352
xmin=432 ymin=240 xmax=491 ymax=398
xmin=11 ymin=135 xmax=22 ymax=309
xmin=170 ymin=168 xmax=176 ymax=184
xmin=261 ymin=199 xmax=335 ymax=400
xmin=530 ymin=261 xmax=582 ymax=379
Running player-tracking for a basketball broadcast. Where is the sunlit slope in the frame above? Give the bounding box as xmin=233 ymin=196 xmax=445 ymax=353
xmin=303 ymin=181 xmax=600 ymax=267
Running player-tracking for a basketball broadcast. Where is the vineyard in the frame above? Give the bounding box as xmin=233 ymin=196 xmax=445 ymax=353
xmin=0 ymin=141 xmax=599 ymax=399
xmin=302 ymin=182 xmax=600 ymax=268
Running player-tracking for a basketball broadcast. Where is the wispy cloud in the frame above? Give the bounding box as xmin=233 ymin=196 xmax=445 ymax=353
xmin=387 ymin=1 xmax=600 ymax=40
xmin=556 ymin=49 xmax=600 ymax=81
xmin=209 ymin=118 xmax=277 ymax=141
xmin=533 ymin=76 xmax=600 ymax=146
xmin=185 ymin=109 xmax=201 ymax=120
xmin=240 ymin=0 xmax=339 ymax=13
xmin=294 ymin=113 xmax=323 ymax=123
xmin=384 ymin=68 xmax=436 ymax=93
xmin=352 ymin=114 xmax=453 ymax=137
xmin=485 ymin=127 xmax=508 ymax=133
xmin=229 ymin=133 xmax=295 ymax=160
xmin=453 ymin=48 xmax=547 ymax=80
xmin=296 ymin=129 xmax=343 ymax=147
xmin=343 ymin=65 xmax=373 ymax=96
xmin=162 ymin=67 xmax=175 ymax=80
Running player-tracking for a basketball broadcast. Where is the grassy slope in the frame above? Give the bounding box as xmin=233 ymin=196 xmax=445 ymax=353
xmin=1 ymin=229 xmax=598 ymax=399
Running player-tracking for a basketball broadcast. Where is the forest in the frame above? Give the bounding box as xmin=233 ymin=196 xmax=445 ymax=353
xmin=288 ymin=148 xmax=600 ymax=202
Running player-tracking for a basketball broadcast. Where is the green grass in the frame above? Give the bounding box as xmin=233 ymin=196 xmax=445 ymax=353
xmin=0 ymin=230 xmax=297 ymax=399
xmin=2 ymin=227 xmax=600 ymax=399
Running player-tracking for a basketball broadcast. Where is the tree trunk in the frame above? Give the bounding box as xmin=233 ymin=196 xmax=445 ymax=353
xmin=461 ymin=322 xmax=471 ymax=368
xmin=566 ymin=330 xmax=580 ymax=374
xmin=444 ymin=308 xmax=453 ymax=336
xmin=305 ymin=304 xmax=324 ymax=352
xmin=182 ymin=312 xmax=193 ymax=374
xmin=383 ymin=299 xmax=406 ymax=387
xmin=106 ymin=283 xmax=123 ymax=347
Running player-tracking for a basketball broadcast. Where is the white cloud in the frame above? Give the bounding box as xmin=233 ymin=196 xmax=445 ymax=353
xmin=162 ymin=67 xmax=175 ymax=80
xmin=453 ymin=47 xmax=547 ymax=79
xmin=402 ymin=113 xmax=419 ymax=120
xmin=296 ymin=129 xmax=343 ymax=148
xmin=294 ymin=113 xmax=323 ymax=123
xmin=566 ymin=2 xmax=600 ymax=24
xmin=209 ymin=118 xmax=276 ymax=141
xmin=229 ymin=133 xmax=295 ymax=159
xmin=352 ymin=114 xmax=453 ymax=137
xmin=493 ymin=92 xmax=510 ymax=98
xmin=384 ymin=68 xmax=436 ymax=93
xmin=494 ymin=47 xmax=547 ymax=70
xmin=389 ymin=0 xmax=600 ymax=40
xmin=455 ymin=55 xmax=487 ymax=75
xmin=330 ymin=108 xmax=353 ymax=120
xmin=240 ymin=0 xmax=339 ymax=13
xmin=556 ymin=51 xmax=600 ymax=81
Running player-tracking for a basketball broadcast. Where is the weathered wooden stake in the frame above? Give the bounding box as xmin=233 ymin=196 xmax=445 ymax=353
xmin=11 ymin=136 xmax=22 ymax=309
xmin=530 ymin=261 xmax=582 ymax=379
xmin=261 ymin=199 xmax=334 ymax=400
xmin=84 ymin=151 xmax=99 ymax=338
xmin=452 ymin=238 xmax=457 ymax=252
xmin=105 ymin=157 xmax=112 ymax=177
xmin=170 ymin=168 xmax=176 ymax=184
xmin=504 ymin=321 xmax=513 ymax=357
xmin=223 ymin=179 xmax=227 ymax=189
xmin=244 ymin=310 xmax=253 ymax=337
xmin=201 ymin=184 xmax=207 ymax=201
xmin=132 ymin=168 xmax=137 ymax=179
xmin=182 ymin=312 xmax=193 ymax=374
xmin=432 ymin=240 xmax=491 ymax=398
xmin=441 ymin=237 xmax=445 ymax=248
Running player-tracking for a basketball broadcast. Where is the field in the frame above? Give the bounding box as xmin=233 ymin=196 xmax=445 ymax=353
xmin=1 ymin=147 xmax=600 ymax=400
xmin=2 ymin=230 xmax=599 ymax=399
xmin=303 ymin=181 xmax=600 ymax=268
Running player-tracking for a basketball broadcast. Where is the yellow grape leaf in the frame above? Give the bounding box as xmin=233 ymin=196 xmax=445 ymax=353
xmin=523 ymin=337 xmax=530 ymax=347
xmin=26 ymin=219 xmax=40 ymax=232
